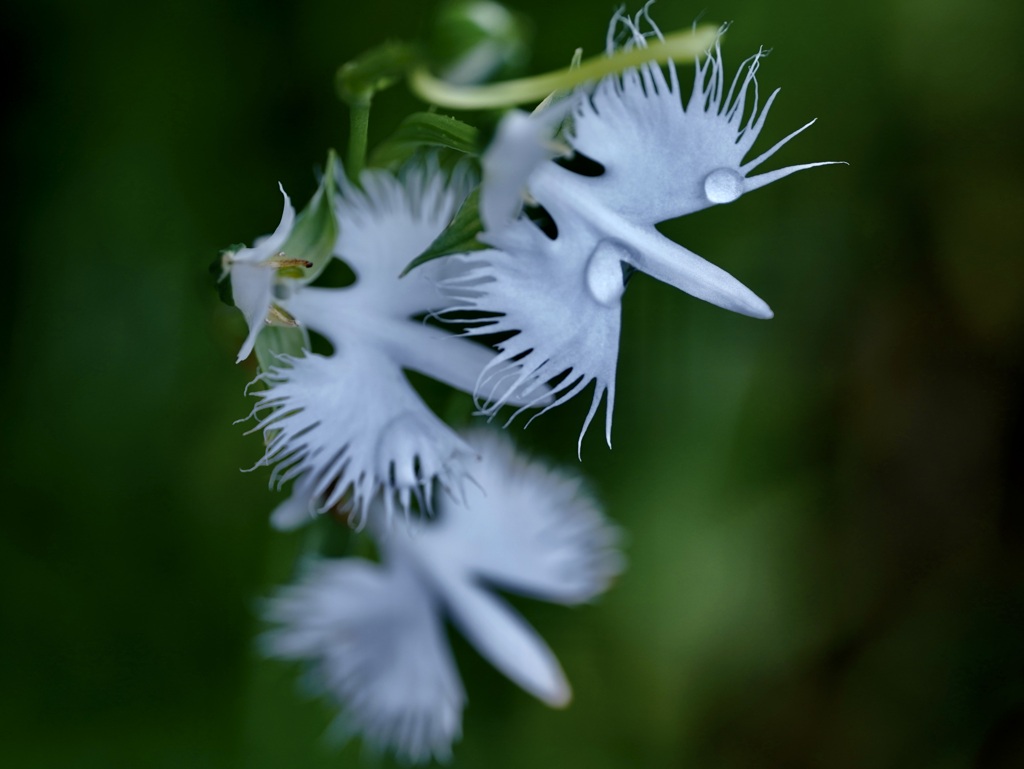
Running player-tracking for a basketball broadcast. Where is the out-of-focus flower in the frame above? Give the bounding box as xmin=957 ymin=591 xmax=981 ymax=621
xmin=447 ymin=7 xmax=839 ymax=447
xmin=262 ymin=429 xmax=623 ymax=764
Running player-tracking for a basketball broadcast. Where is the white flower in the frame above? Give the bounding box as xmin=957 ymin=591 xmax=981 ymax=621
xmin=225 ymin=184 xmax=295 ymax=363
xmin=446 ymin=7 xmax=839 ymax=446
xmin=262 ymin=429 xmax=622 ymax=763
xmin=246 ymin=162 xmax=530 ymax=528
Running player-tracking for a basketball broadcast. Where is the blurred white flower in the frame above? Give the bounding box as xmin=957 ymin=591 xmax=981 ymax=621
xmin=246 ymin=163 xmax=519 ymax=528
xmin=223 ymin=184 xmax=295 ymax=363
xmin=262 ymin=429 xmax=623 ymax=764
xmin=445 ymin=7 xmax=839 ymax=446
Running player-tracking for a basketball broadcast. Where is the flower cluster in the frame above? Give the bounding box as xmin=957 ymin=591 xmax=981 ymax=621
xmin=218 ymin=4 xmax=834 ymax=763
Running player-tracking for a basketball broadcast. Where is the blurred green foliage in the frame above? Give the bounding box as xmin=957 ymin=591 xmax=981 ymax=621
xmin=2 ymin=0 xmax=1022 ymax=767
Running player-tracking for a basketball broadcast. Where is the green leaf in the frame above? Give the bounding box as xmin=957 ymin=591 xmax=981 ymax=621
xmin=278 ymin=149 xmax=339 ymax=284
xmin=254 ymin=324 xmax=309 ymax=374
xmin=401 ymin=187 xmax=486 ymax=275
xmin=369 ymin=112 xmax=481 ymax=169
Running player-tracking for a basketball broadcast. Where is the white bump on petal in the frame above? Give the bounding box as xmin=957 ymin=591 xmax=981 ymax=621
xmin=703 ymin=167 xmax=746 ymax=204
xmin=263 ymin=559 xmax=464 ymax=764
xmin=586 ymin=241 xmax=628 ymax=307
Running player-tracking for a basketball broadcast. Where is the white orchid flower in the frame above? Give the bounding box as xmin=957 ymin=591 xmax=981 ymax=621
xmin=445 ymin=7 xmax=840 ymax=447
xmin=262 ymin=429 xmax=623 ymax=764
xmin=245 ymin=162 xmax=542 ymax=528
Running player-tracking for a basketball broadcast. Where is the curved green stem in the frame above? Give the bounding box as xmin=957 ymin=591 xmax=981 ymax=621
xmin=409 ymin=25 xmax=718 ymax=110
xmin=347 ymin=95 xmax=372 ymax=182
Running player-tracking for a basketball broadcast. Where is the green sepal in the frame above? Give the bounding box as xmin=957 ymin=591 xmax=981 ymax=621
xmin=254 ymin=324 xmax=309 ymax=374
xmin=401 ymin=187 xmax=486 ymax=276
xmin=278 ymin=149 xmax=340 ymax=285
xmin=369 ymin=112 xmax=481 ymax=169
xmin=336 ymin=41 xmax=417 ymax=104
xmin=210 ymin=244 xmax=246 ymax=306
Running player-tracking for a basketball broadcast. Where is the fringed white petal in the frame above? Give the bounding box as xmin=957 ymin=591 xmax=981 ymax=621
xmin=333 ymin=162 xmax=474 ymax=318
xmin=263 ymin=559 xmax=464 ymax=764
xmin=564 ymin=15 xmax=833 ymax=224
xmin=248 ymin=346 xmax=474 ymax=527
xmin=230 ymin=185 xmax=295 ymax=362
xmin=441 ymin=216 xmax=621 ymax=450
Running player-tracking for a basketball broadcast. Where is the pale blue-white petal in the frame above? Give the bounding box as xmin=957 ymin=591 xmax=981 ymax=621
xmin=231 ymin=261 xmax=276 ymax=363
xmin=418 ymin=429 xmax=623 ymax=603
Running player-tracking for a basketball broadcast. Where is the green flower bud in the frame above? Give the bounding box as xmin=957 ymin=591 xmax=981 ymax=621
xmin=430 ymin=0 xmax=531 ymax=85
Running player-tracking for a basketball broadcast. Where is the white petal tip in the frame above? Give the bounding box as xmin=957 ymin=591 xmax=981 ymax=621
xmin=236 ymin=333 xmax=258 ymax=364
xmin=724 ymin=290 xmax=773 ymax=320
xmin=543 ymin=682 xmax=572 ymax=709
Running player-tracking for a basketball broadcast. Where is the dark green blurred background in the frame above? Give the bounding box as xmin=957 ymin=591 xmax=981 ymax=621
xmin=3 ymin=0 xmax=1022 ymax=766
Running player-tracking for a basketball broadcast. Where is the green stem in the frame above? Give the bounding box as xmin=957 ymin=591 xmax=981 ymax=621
xmin=347 ymin=95 xmax=372 ymax=182
xmin=409 ymin=25 xmax=718 ymax=110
